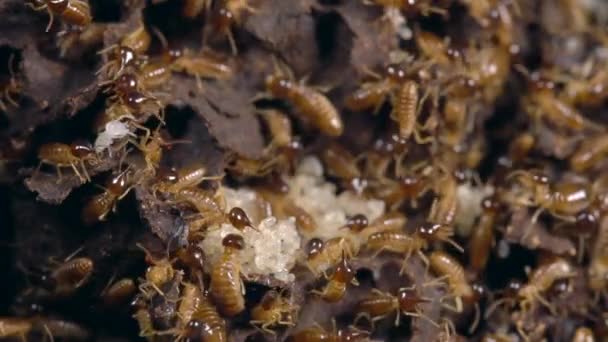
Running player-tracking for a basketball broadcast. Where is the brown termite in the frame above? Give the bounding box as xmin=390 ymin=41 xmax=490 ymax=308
xmin=153 ymin=164 xmax=222 ymax=195
xmin=96 ymin=46 xmax=140 ymax=78
xmin=27 ymin=0 xmax=92 ymax=32
xmin=171 ymin=49 xmax=234 ymax=83
xmin=34 ymin=318 xmax=90 ymax=340
xmin=137 ymin=244 xmax=175 ymax=297
xmin=366 ymin=231 xmax=427 ymax=265
xmin=287 ymin=324 xmax=370 ymax=342
xmin=82 ymin=169 xmax=134 ymax=225
xmin=50 ymin=257 xmax=94 ymax=297
xmin=176 ymin=245 xmax=205 ymax=287
xmin=181 ymin=292 xmax=227 ymax=342
xmin=250 ymin=290 xmax=298 ymax=334
xmin=508 ymin=170 xmax=592 ymax=221
xmin=256 ymin=189 xmax=318 ymax=235
xmin=356 ymin=212 xmax=406 ymax=242
xmin=429 ymin=251 xmax=473 ymax=313
xmin=306 ymin=237 xmax=359 ymax=276
xmin=415 ymin=221 xmax=464 ymax=253
xmin=440 ymin=96 xmax=468 ymax=147
xmin=414 ymin=29 xmax=456 ymax=65
xmin=507 ymin=132 xmax=535 ymax=165
xmin=264 ymin=62 xmax=343 ymax=137
xmin=355 ymin=287 xmax=435 ymax=328
xmin=258 ymin=109 xmax=293 ymax=148
xmin=133 ymin=307 xmax=156 ymax=339
xmin=311 ymin=252 xmax=358 ymax=303
xmin=174 ymin=188 xmax=226 ymax=231
xmin=0 ymin=317 xmax=33 ymax=340
xmin=36 ymin=141 xmax=97 ymax=183
xmin=428 ymin=170 xmax=458 ymax=226
xmin=0 ymin=54 xmax=22 ymax=112
xmin=321 ymin=143 xmax=362 ymax=182
xmin=344 ymin=75 xmax=393 ymax=113
xmin=520 ymin=69 xmax=602 ymax=132
xmin=468 ymin=196 xmax=499 ymax=274
xmin=120 ymin=20 xmax=151 ymax=55
xmin=569 ymin=134 xmax=608 ymax=173
xmin=518 ymin=258 xmax=575 ymax=313
xmin=572 ymin=327 xmax=595 ymax=342
xmin=101 ymin=278 xmax=136 ymax=307
xmin=210 ymin=234 xmax=246 ymax=317
xmin=210 ymin=0 xmax=256 ymax=55
xmin=391 ymin=80 xmax=426 ymax=141
xmin=177 ymin=282 xmax=202 ymax=329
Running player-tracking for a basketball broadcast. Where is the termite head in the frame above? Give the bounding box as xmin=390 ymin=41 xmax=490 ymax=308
xmin=574 ymin=209 xmax=598 ymax=233
xmin=481 ymin=196 xmax=500 ymax=214
xmin=222 ymin=234 xmax=245 ymax=250
xmin=527 ymin=71 xmax=555 ymax=92
xmin=70 ymin=140 xmax=94 ymax=158
xmin=157 ymin=167 xmax=179 ymax=183
xmin=106 ymin=169 xmax=131 ymax=195
xmin=417 ymin=222 xmax=454 ymax=242
xmin=333 ymin=252 xmax=356 ymax=284
xmin=397 ymin=287 xmax=429 ymax=312
xmin=228 ymin=207 xmax=252 ymax=230
xmin=265 ymin=74 xmax=291 ymax=97
xmin=505 ymin=279 xmax=523 ymax=297
xmin=306 ymin=238 xmax=324 ymax=259
xmin=260 ymin=290 xmax=280 ymax=310
xmin=115 ymin=72 xmax=139 ymax=93
xmin=346 ymin=214 xmax=368 ymax=232
xmin=213 ymin=7 xmax=234 ymax=31
xmin=400 ymin=174 xmax=426 ymax=198
xmin=385 ymin=64 xmax=407 ymax=83
xmin=338 ymin=327 xmax=370 ymax=341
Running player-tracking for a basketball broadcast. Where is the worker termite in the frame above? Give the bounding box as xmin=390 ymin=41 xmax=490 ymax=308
xmin=321 ymin=142 xmax=362 ymax=182
xmin=287 ymin=324 xmax=370 ymax=342
xmin=429 ymin=251 xmax=473 ymax=313
xmin=176 ymin=245 xmax=205 ymax=287
xmin=258 ymin=109 xmax=293 ymax=149
xmin=101 ymin=278 xmax=136 ymax=307
xmin=311 ymin=252 xmax=358 ymax=303
xmin=0 ymin=54 xmax=22 ymax=113
xmin=519 ymin=68 xmax=602 ymax=132
xmin=120 ymin=20 xmax=151 ymax=55
xmin=250 ymin=290 xmax=298 ymax=334
xmin=36 ymin=141 xmax=97 ymax=183
xmin=344 ymin=73 xmax=393 ymax=113
xmin=0 ymin=317 xmax=33 ymax=340
xmin=356 ymin=212 xmax=406 ymax=242
xmin=468 ymin=196 xmax=499 ymax=274
xmin=264 ymin=61 xmax=343 ymax=137
xmin=569 ymin=134 xmax=608 ymax=173
xmin=507 ymin=132 xmax=535 ymax=165
xmin=572 ymin=327 xmax=595 ymax=342
xmin=177 ymin=282 xmax=202 ymax=329
xmin=209 ymin=0 xmax=256 ymax=55
xmin=171 ymin=49 xmax=234 ymax=84
xmin=306 ymin=237 xmax=359 ymax=275
xmin=355 ymin=287 xmax=435 ymax=328
xmin=415 ymin=222 xmax=464 ymax=253
xmin=518 ymin=258 xmax=576 ymax=313
xmin=27 ymin=0 xmax=92 ymax=32
xmin=181 ymin=292 xmax=227 ymax=342
xmin=133 ymin=306 xmax=156 ymax=339
xmin=210 ymin=234 xmax=246 ymax=317
xmin=81 ymin=169 xmax=135 ymax=225
xmin=428 ymin=170 xmax=458 ymax=226
xmin=392 ymin=80 xmax=428 ymax=141
xmin=50 ymin=257 xmax=94 ymax=297
xmin=507 ymin=170 xmax=592 ymax=222
xmin=153 ymin=164 xmax=222 ymax=195
xmin=414 ymin=29 xmax=459 ymax=66
xmin=366 ymin=231 xmax=427 ymax=266
xmin=173 ymin=187 xmax=226 ymax=230
xmin=33 ymin=318 xmax=90 ymax=341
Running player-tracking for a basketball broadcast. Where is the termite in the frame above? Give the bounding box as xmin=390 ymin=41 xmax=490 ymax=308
xmin=428 ymin=170 xmax=458 ymax=226
xmin=508 ymin=170 xmax=592 ymax=221
xmin=27 ymin=0 xmax=92 ymax=32
xmin=250 ymin=290 xmax=298 ymax=334
xmin=154 ymin=164 xmax=222 ymax=195
xmin=414 ymin=29 xmax=457 ymax=65
xmin=366 ymin=231 xmax=427 ymax=264
xmin=344 ymin=75 xmax=393 ymax=113
xmin=181 ymin=293 xmax=227 ymax=342
xmin=569 ymin=134 xmax=608 ymax=173
xmin=171 ymin=49 xmax=234 ymax=83
xmin=321 ymin=143 xmax=362 ymax=182
xmin=392 ymin=80 xmax=424 ymax=140
xmin=518 ymin=258 xmax=575 ymax=313
xmin=120 ymin=20 xmax=151 ymax=55
xmin=82 ymin=169 xmax=134 ymax=225
xmin=210 ymin=234 xmax=246 ymax=317
xmin=210 ymin=0 xmax=256 ymax=55
xmin=507 ymin=132 xmax=535 ymax=165
xmin=176 ymin=245 xmax=205 ymax=286
xmin=265 ymin=63 xmax=343 ymax=137
xmin=258 ymin=109 xmax=293 ymax=148
xmin=177 ymin=282 xmax=202 ymax=329
xmin=468 ymin=196 xmax=499 ymax=274
xmin=311 ymin=252 xmax=358 ymax=302
xmin=521 ymin=69 xmax=602 ymax=132
xmin=33 ymin=318 xmax=90 ymax=340
xmin=36 ymin=141 xmax=97 ymax=183
xmin=306 ymin=237 xmax=358 ymax=275
xmin=355 ymin=287 xmax=435 ymax=328
xmin=429 ymin=251 xmax=473 ymax=313
xmin=50 ymin=257 xmax=94 ymax=297
xmin=0 ymin=317 xmax=32 ymax=340
xmin=356 ymin=212 xmax=406 ymax=242
xmin=415 ymin=222 xmax=464 ymax=253
xmin=101 ymin=278 xmax=136 ymax=307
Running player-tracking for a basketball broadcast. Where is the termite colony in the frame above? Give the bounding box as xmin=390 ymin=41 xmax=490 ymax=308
xmin=1 ymin=0 xmax=608 ymax=340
